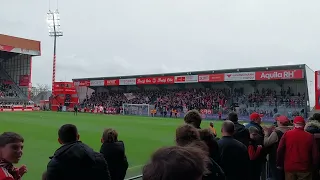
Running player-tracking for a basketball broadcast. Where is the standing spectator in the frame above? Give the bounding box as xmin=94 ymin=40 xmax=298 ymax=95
xmin=0 ymin=132 xmax=27 ymax=180
xmin=277 ymin=116 xmax=319 ymax=180
xmin=175 ymin=124 xmax=225 ymax=180
xmin=248 ymin=127 xmax=263 ymax=180
xmin=304 ymin=113 xmax=320 ymax=180
xmin=218 ymin=120 xmax=250 ymax=180
xmin=209 ymin=122 xmax=217 ymax=137
xmin=100 ymin=128 xmax=128 ymax=180
xmin=228 ymin=112 xmax=250 ymax=147
xmin=264 ymin=115 xmax=291 ymax=180
xmin=245 ymin=113 xmax=264 ymax=143
xmin=199 ymin=128 xmax=220 ymax=164
xmin=305 ymin=113 xmax=320 ymax=134
xmin=142 ymin=145 xmax=209 ymax=180
xmin=46 ymin=124 xmax=111 ymax=180
xmin=184 ymin=110 xmax=202 ymax=129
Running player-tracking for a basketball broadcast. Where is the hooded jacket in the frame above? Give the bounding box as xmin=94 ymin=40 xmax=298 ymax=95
xmin=100 ymin=141 xmax=128 ymax=180
xmin=233 ymin=122 xmax=250 ymax=147
xmin=46 ymin=141 xmax=111 ymax=180
xmin=305 ymin=120 xmax=320 ymax=134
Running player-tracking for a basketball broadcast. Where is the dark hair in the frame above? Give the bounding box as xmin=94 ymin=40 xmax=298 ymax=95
xmin=228 ymin=112 xmax=238 ymax=122
xmin=198 ymin=129 xmax=219 ymax=160
xmin=58 ymin=124 xmax=78 ymax=143
xmin=143 ymin=145 xmax=209 ymax=180
xmin=313 ymin=113 xmax=320 ymax=121
xmin=0 ymin=132 xmax=24 ymax=147
xmin=102 ymin=128 xmax=118 ymax=143
xmin=184 ymin=110 xmax=202 ymax=128
xmin=222 ymin=120 xmax=235 ymax=134
xmin=176 ymin=124 xmax=200 ymax=146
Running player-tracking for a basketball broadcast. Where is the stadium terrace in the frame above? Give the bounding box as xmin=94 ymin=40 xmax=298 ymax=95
xmin=73 ymin=64 xmax=317 ymax=121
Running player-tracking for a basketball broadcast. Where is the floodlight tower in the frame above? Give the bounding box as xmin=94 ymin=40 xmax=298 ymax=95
xmin=47 ymin=10 xmax=63 ymax=93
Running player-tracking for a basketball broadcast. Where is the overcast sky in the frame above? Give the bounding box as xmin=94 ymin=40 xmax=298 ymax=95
xmin=1 ymin=0 xmax=320 ymax=85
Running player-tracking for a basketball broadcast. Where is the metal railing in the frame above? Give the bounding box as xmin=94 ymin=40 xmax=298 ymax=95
xmin=125 ymin=175 xmax=143 ymax=180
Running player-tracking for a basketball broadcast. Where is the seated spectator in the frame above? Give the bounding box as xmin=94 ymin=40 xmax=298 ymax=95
xmin=142 ymin=145 xmax=209 ymax=180
xmin=228 ymin=112 xmax=250 ymax=147
xmin=277 ymin=116 xmax=319 ymax=180
xmin=248 ymin=126 xmax=263 ymax=180
xmin=175 ymin=124 xmax=225 ymax=180
xmin=46 ymin=124 xmax=111 ymax=180
xmin=184 ymin=110 xmax=202 ymax=129
xmin=218 ymin=120 xmax=250 ymax=180
xmin=100 ymin=128 xmax=128 ymax=180
xmin=0 ymin=132 xmax=27 ymax=180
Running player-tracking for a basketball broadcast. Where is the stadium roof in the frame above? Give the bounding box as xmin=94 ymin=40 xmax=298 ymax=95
xmin=73 ymin=64 xmax=307 ymax=81
xmin=0 ymin=34 xmax=41 ymax=56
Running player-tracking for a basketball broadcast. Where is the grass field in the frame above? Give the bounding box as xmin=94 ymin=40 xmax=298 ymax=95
xmin=0 ymin=111 xmax=223 ymax=180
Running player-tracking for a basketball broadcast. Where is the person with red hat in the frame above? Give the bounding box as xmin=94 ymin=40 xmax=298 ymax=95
xmin=264 ymin=115 xmax=292 ymax=180
xmin=277 ymin=116 xmax=319 ymax=180
xmin=245 ymin=112 xmax=264 ymax=144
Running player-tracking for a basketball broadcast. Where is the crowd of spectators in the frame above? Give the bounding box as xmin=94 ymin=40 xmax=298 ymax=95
xmin=1 ymin=111 xmax=319 ymax=180
xmin=0 ymin=81 xmax=18 ymax=98
xmin=82 ymin=87 xmax=306 ymax=118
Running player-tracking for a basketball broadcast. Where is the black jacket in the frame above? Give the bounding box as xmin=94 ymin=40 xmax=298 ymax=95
xmin=203 ymin=158 xmax=226 ymax=180
xmin=100 ymin=141 xmax=128 ymax=180
xmin=305 ymin=121 xmax=320 ymax=134
xmin=218 ymin=136 xmax=250 ymax=180
xmin=233 ymin=122 xmax=250 ymax=147
xmin=46 ymin=141 xmax=111 ymax=180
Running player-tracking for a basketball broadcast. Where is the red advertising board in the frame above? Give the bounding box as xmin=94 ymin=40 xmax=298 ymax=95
xmin=74 ymin=80 xmax=90 ymax=87
xmin=255 ymin=69 xmax=304 ymax=80
xmin=19 ymin=75 xmax=30 ymax=86
xmin=198 ymin=74 xmax=224 ymax=82
xmin=316 ymin=71 xmax=320 ymax=110
xmin=174 ymin=75 xmax=198 ymax=83
xmin=136 ymin=76 xmax=174 ymax=85
xmin=104 ymin=79 xmax=119 ymax=86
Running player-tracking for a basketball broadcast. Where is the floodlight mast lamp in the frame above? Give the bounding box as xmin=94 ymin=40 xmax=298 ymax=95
xmin=47 ymin=10 xmax=63 ymax=93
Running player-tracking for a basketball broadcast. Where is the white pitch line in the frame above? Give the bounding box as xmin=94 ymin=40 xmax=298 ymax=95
xmin=128 ymin=164 xmax=143 ymax=170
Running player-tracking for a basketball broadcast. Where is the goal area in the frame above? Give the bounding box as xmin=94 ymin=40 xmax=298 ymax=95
xmin=122 ymin=103 xmax=152 ymax=116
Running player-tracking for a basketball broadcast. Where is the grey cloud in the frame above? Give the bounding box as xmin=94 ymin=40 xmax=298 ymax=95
xmin=0 ymin=0 xmax=319 ymax=85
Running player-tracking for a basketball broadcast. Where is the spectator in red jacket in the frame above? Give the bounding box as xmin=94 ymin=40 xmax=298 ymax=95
xmin=277 ymin=116 xmax=319 ymax=180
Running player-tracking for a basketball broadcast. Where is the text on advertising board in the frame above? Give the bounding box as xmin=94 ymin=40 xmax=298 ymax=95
xmin=255 ymin=69 xmax=303 ymax=80
xmin=90 ymin=80 xmax=104 ymax=86
xmin=104 ymin=79 xmax=119 ymax=86
xmin=136 ymin=76 xmax=174 ymax=85
xmin=224 ymin=72 xmax=255 ymax=81
xmin=198 ymin=74 xmax=224 ymax=82
xmin=174 ymin=75 xmax=198 ymax=83
xmin=119 ymin=78 xmax=136 ymax=85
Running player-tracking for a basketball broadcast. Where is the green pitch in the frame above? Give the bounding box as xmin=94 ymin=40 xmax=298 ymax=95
xmin=0 ymin=112 xmax=223 ymax=180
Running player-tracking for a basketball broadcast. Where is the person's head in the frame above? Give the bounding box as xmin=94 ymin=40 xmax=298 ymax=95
xmin=42 ymin=171 xmax=47 ymax=180
xmin=250 ymin=113 xmax=263 ymax=124
xmin=293 ymin=116 xmax=306 ymax=129
xmin=142 ymin=145 xmax=209 ymax=180
xmin=184 ymin=110 xmax=202 ymax=128
xmin=248 ymin=126 xmax=261 ymax=141
xmin=228 ymin=112 xmax=238 ymax=122
xmin=312 ymin=113 xmax=320 ymax=122
xmin=276 ymin=115 xmax=290 ymax=127
xmin=209 ymin=122 xmax=214 ymax=127
xmin=58 ymin=124 xmax=79 ymax=144
xmin=176 ymin=124 xmax=200 ymax=146
xmin=198 ymin=128 xmax=216 ymax=154
xmin=0 ymin=132 xmax=24 ymax=164
xmin=101 ymin=128 xmax=118 ymax=143
xmin=221 ymin=120 xmax=235 ymax=136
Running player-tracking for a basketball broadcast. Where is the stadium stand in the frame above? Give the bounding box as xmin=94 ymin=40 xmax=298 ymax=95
xmin=0 ymin=34 xmax=41 ymax=110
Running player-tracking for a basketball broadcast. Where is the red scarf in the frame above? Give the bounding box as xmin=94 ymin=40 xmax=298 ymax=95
xmin=0 ymin=159 xmax=21 ymax=180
